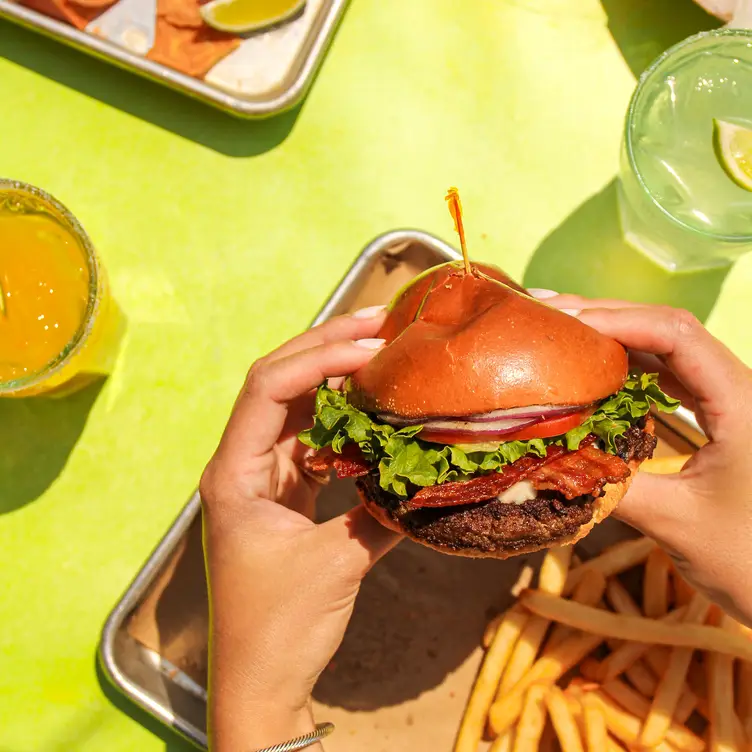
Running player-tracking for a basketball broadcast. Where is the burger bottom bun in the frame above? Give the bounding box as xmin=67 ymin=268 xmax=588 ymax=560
xmin=357 ymin=455 xmax=643 ymax=560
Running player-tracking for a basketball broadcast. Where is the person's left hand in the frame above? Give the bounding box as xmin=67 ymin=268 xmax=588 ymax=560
xmin=199 ymin=306 xmax=403 ymax=752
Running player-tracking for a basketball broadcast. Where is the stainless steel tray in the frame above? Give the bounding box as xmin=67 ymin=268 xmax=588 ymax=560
xmin=98 ymin=229 xmax=463 ymax=747
xmin=0 ymin=0 xmax=348 ymax=118
xmin=98 ymin=229 xmax=703 ymax=748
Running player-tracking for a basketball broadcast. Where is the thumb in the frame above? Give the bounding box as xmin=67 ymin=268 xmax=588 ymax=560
xmin=613 ymin=471 xmax=695 ymax=555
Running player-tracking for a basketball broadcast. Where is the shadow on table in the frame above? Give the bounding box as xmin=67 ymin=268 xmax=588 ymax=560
xmin=523 ymin=179 xmax=730 ymax=322
xmin=601 ymin=0 xmax=722 ymax=78
xmin=96 ymin=661 xmax=194 ymax=752
xmin=312 ymin=479 xmax=540 ymax=710
xmin=0 ymin=380 xmax=103 ymax=515
xmin=0 ymin=21 xmax=300 ymax=158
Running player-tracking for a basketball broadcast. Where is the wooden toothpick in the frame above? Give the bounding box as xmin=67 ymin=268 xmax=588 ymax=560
xmin=445 ymin=187 xmax=471 ymax=274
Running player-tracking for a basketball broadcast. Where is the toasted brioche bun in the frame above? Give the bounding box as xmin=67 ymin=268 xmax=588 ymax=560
xmin=346 ymin=262 xmax=628 ymax=419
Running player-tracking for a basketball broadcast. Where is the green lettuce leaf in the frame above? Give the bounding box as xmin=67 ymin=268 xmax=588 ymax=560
xmin=298 ymin=373 xmax=679 ymax=498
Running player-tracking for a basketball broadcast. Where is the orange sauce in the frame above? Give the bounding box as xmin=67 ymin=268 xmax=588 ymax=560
xmin=0 ymin=201 xmax=90 ymax=385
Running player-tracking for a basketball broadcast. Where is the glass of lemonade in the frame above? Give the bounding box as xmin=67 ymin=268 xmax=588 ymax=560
xmin=619 ymin=29 xmax=752 ymax=272
xmin=0 ymin=180 xmax=124 ymax=398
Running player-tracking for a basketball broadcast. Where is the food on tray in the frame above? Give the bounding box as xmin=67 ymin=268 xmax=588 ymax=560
xmin=299 ymin=189 xmax=679 ymax=559
xmin=200 ymin=0 xmax=305 ymax=34
xmin=455 ymin=538 xmax=752 ymax=752
xmin=16 ymin=0 xmax=306 ymax=79
xmin=20 ymin=0 xmax=117 ymax=30
xmin=147 ymin=12 xmax=241 ymax=78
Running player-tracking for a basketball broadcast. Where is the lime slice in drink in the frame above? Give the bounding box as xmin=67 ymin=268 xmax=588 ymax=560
xmin=714 ymin=118 xmax=752 ymax=192
xmin=200 ymin=0 xmax=304 ymax=33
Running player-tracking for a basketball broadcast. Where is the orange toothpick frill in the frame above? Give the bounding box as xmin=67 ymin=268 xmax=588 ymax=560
xmin=445 ymin=187 xmax=471 ymax=274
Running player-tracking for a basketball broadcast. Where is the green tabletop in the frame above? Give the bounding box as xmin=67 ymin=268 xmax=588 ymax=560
xmin=0 ymin=0 xmax=744 ymax=750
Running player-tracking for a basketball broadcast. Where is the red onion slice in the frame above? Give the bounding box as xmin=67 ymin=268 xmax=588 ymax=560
xmin=377 ymin=403 xmax=592 ymax=427
xmin=419 ymin=416 xmax=541 ymax=434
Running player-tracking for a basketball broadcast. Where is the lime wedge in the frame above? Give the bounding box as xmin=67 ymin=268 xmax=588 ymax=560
xmin=200 ymin=0 xmax=305 ymax=33
xmin=714 ymin=118 xmax=752 ymax=192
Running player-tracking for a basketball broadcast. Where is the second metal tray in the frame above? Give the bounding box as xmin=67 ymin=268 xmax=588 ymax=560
xmin=0 ymin=0 xmax=348 ymax=118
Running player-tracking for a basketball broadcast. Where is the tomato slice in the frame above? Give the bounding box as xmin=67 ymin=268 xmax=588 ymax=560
xmin=419 ymin=406 xmax=596 ymax=446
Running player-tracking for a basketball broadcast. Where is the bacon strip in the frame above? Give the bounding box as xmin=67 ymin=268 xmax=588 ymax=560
xmin=305 ymin=444 xmax=371 ymax=478
xmin=408 ymin=438 xmax=629 ymax=509
xmin=306 ymin=436 xmax=630 ymax=508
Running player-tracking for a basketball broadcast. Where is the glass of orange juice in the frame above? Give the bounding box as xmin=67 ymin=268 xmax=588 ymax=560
xmin=0 ymin=179 xmax=124 ymax=398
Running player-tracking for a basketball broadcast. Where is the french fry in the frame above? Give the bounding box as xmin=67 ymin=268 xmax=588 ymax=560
xmin=453 ymin=606 xmax=528 ymax=752
xmin=707 ymin=614 xmax=741 ymax=752
xmin=510 ymin=564 xmax=535 ymax=599
xmin=598 ymin=612 xmax=685 ymax=681
xmin=579 ymin=656 xmax=602 ymax=681
xmin=488 ymin=728 xmax=514 ymax=752
xmin=673 ymin=569 xmax=697 ymax=608
xmin=688 ymin=655 xmax=708 ymax=700
xmin=539 ymin=545 xmax=574 ymax=594
xmin=646 ymin=645 xmax=671 ymax=675
xmin=606 ymin=576 xmax=642 ymax=617
xmin=624 ymin=660 xmax=658 ymax=697
xmin=547 ymin=570 xmax=607 ymax=651
xmin=644 ymin=547 xmax=672 ymax=618
xmin=641 ymin=592 xmax=711 ymax=748
xmin=581 ymin=693 xmax=609 ymax=752
xmin=641 ymin=454 xmax=691 ymax=474
xmin=674 ymin=688 xmax=700 ymax=726
xmin=605 ymin=737 xmax=627 ymax=752
xmin=519 ymin=590 xmax=752 ymax=661
xmin=546 ymin=686 xmax=585 ymax=752
xmin=498 ymin=547 xmax=574 ymax=694
xmin=483 ymin=613 xmax=505 ymax=650
xmin=631 ymin=651 xmax=701 ymax=724
xmin=736 ymin=659 xmax=752 ymax=731
xmin=488 ymin=630 xmax=605 ymax=735
xmin=576 ymin=688 xmax=677 ymax=751
xmin=512 ymin=684 xmax=548 ymax=752
xmin=601 ymin=678 xmax=705 ymax=752
xmin=487 ymin=550 xmax=567 ymax=653
xmin=497 ymin=616 xmax=551 ymax=696
xmin=563 ymin=538 xmax=657 ymax=595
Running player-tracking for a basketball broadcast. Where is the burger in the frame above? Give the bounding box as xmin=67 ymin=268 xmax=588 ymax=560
xmin=299 ymin=259 xmax=679 ymax=559
xmin=300 ymin=191 xmax=679 ymax=558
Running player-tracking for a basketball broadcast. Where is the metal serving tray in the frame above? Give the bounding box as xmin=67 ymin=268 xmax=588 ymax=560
xmin=99 ymin=229 xmax=703 ymax=748
xmin=0 ymin=0 xmax=347 ymax=118
xmin=99 ymin=229 xmax=462 ymax=747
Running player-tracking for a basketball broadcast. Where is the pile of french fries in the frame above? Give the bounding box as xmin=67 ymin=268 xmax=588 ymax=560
xmin=454 ymin=533 xmax=752 ymax=751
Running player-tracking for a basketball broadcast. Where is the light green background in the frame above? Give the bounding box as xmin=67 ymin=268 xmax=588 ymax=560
xmin=0 ymin=0 xmax=745 ymax=750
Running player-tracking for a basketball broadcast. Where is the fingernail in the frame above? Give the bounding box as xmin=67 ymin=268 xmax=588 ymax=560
xmin=352 ymin=305 xmax=387 ymax=319
xmin=528 ymin=288 xmax=560 ymax=299
xmin=354 ymin=338 xmax=385 ymax=350
xmin=562 ymin=308 xmax=581 ymax=317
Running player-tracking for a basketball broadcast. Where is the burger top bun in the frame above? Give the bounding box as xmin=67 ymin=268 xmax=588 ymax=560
xmin=346 ymin=261 xmax=628 ymax=419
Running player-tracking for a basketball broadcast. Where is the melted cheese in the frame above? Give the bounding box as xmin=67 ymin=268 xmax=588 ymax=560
xmin=496 ymin=481 xmax=537 ymax=505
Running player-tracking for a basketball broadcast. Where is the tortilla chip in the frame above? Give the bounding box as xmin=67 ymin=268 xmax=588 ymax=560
xmin=147 ymin=19 xmax=240 ymax=77
xmin=158 ymin=0 xmax=203 ymax=28
xmin=18 ymin=0 xmax=114 ymax=28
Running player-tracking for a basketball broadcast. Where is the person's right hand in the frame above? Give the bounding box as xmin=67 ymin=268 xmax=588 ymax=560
xmin=530 ymin=291 xmax=752 ymax=626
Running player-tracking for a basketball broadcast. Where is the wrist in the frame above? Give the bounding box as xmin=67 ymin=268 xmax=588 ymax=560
xmin=211 ymin=700 xmax=318 ymax=752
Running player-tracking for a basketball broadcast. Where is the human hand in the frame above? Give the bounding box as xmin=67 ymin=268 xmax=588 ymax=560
xmin=530 ymin=291 xmax=752 ymax=626
xmin=199 ymin=307 xmax=403 ymax=751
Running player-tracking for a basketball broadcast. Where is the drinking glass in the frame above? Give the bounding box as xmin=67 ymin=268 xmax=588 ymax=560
xmin=618 ymin=29 xmax=752 ymax=272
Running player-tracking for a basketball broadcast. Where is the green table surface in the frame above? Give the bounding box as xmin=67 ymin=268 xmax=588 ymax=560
xmin=0 ymin=0 xmax=746 ymax=750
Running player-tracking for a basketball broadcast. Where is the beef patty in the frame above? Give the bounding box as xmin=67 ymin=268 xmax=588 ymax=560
xmin=355 ymin=425 xmax=657 ymax=555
